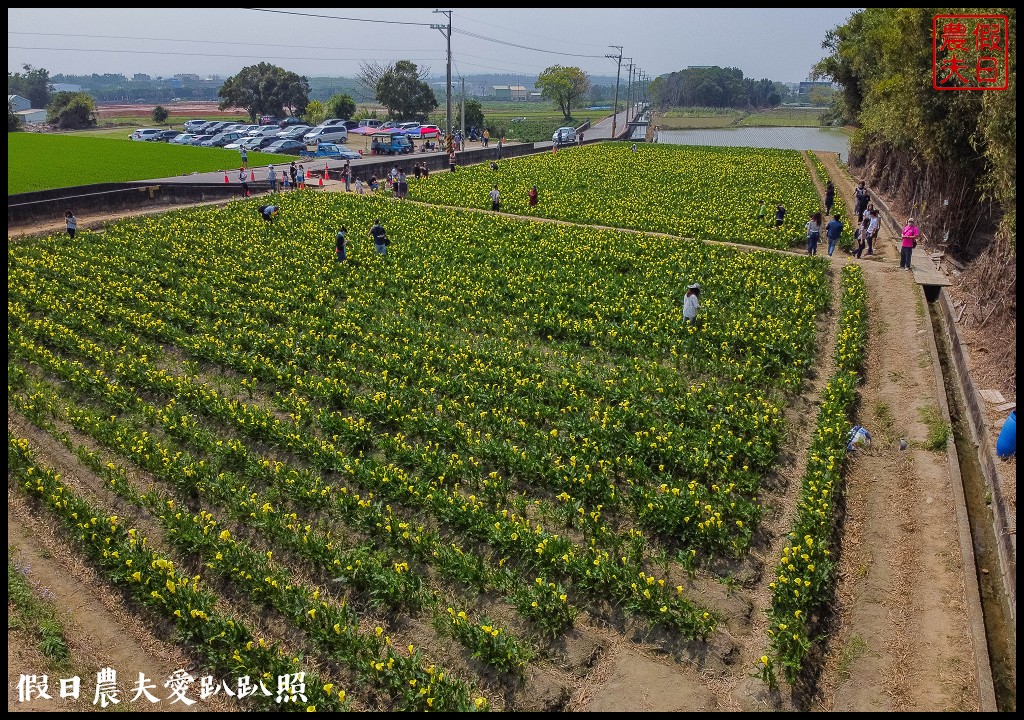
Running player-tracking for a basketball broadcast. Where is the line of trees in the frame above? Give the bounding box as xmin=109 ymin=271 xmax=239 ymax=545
xmin=649 ymin=66 xmax=784 ymax=110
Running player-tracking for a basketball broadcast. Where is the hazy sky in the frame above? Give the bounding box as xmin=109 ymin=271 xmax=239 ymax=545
xmin=9 ymin=8 xmax=861 ymax=83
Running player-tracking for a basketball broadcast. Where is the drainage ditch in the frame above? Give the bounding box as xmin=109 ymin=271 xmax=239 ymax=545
xmin=929 ymin=300 xmax=1016 ymax=711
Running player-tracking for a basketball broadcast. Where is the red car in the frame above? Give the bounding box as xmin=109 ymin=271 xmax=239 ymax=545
xmin=418 ymin=124 xmax=442 ymax=139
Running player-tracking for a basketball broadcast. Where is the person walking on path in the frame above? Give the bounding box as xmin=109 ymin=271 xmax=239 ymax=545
xmin=489 ymin=184 xmax=501 ymax=212
xmin=528 ymin=185 xmax=538 ymax=208
xmin=683 ymin=283 xmax=701 ymax=325
xmin=65 ymin=210 xmax=77 ymax=239
xmin=370 ymin=219 xmax=389 ymax=256
xmin=448 ymin=149 xmax=457 ymax=172
xmin=289 ymin=161 xmax=298 ymax=191
xmin=866 ymin=208 xmax=880 ymax=255
xmin=355 ymin=177 xmax=365 ymax=195
xmin=805 ymin=211 xmax=822 ymax=255
xmin=496 ymin=137 xmax=503 ymax=160
xmin=281 ymin=168 xmax=291 ymax=192
xmin=336 ymin=225 xmax=349 ymax=263
xmin=825 ymin=213 xmax=844 ymax=257
xmin=268 ymin=164 xmax=278 ymax=193
xmin=854 ymin=180 xmax=869 ymax=223
xmin=578 ymin=130 xmax=584 ymax=145
xmin=240 ymin=146 xmax=248 ymax=169
xmin=398 ymin=168 xmax=408 ymax=199
xmin=774 ymin=203 xmax=787 ymax=230
xmin=824 ymin=180 xmax=835 ymax=215
xmin=482 ymin=128 xmax=490 ymax=148
xmin=853 ymin=217 xmax=869 ymax=259
xmin=343 ymin=161 xmax=352 ymax=192
xmin=297 ymin=164 xmax=306 ymax=190
xmin=900 ymin=217 xmax=919 ymax=270
xmin=238 ymin=167 xmax=250 ymax=197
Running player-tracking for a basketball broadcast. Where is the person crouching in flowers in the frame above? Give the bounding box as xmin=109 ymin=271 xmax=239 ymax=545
xmin=683 ymin=283 xmax=701 ymax=325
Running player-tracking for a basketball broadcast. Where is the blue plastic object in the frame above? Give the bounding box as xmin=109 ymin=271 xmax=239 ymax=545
xmin=996 ymin=410 xmax=1016 ymax=458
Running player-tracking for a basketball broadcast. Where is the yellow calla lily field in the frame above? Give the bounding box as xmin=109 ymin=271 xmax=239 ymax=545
xmin=9 ymin=142 xmax=866 ymax=709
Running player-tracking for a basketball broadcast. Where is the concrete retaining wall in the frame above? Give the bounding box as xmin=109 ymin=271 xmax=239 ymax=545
xmin=938 ymin=287 xmax=1017 ymax=620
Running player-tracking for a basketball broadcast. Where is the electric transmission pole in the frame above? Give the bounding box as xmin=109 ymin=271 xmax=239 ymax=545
xmin=432 ymin=9 xmax=453 ymax=149
xmin=625 ymin=59 xmax=634 ymax=126
xmin=607 ymin=45 xmax=623 ymax=140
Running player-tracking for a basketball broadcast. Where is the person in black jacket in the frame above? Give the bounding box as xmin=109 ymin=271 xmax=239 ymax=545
xmin=370 ymin=219 xmax=389 ymax=256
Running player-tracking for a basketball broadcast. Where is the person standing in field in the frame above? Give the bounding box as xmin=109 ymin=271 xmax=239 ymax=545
xmin=336 ymin=225 xmax=349 ymax=263
xmin=756 ymin=199 xmax=767 ymax=224
xmin=448 ymin=149 xmax=457 ymax=172
xmin=683 ymin=283 xmax=701 ymax=325
xmin=355 ymin=176 xmax=365 ymax=195
xmin=528 ymin=185 xmax=538 ymax=208
xmin=489 ymin=184 xmax=501 ymax=212
xmin=398 ymin=168 xmax=408 ymax=199
xmin=65 ymin=210 xmax=77 ymax=239
xmin=900 ymin=217 xmax=919 ymax=270
xmin=824 ymin=180 xmax=835 ymax=215
xmin=421 ymin=161 xmax=429 ymax=179
xmin=825 ymin=212 xmax=844 ymax=257
xmin=774 ymin=203 xmax=786 ymax=230
xmin=370 ymin=219 xmax=389 ymax=256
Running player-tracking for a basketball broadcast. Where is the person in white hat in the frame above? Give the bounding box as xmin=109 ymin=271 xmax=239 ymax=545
xmin=683 ymin=283 xmax=701 ymax=325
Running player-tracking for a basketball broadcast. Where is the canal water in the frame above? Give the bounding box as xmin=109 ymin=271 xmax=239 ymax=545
xmin=641 ymin=126 xmax=851 ymax=162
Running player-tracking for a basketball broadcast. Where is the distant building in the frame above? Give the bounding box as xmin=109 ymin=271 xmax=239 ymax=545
xmin=529 ymin=92 xmax=543 ymax=102
xmin=16 ymin=108 xmax=48 ymax=123
xmin=52 ymin=83 xmax=82 ymax=93
xmin=173 ymin=73 xmax=203 ymax=82
xmin=509 ymin=85 xmax=528 ymax=101
xmin=8 ymin=94 xmax=31 ymax=112
xmin=131 ymin=74 xmax=151 ymax=82
xmin=492 ymin=85 xmax=511 ymax=100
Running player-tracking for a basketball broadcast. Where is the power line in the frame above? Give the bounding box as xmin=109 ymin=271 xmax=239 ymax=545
xmin=7 ymin=45 xmax=443 ymax=65
xmin=240 ymin=7 xmax=432 ymax=27
xmin=452 ymin=28 xmax=608 ymax=59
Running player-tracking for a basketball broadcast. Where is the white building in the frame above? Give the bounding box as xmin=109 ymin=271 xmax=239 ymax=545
xmin=16 ymin=108 xmax=48 ymax=123
xmin=8 ymin=94 xmax=31 ymax=112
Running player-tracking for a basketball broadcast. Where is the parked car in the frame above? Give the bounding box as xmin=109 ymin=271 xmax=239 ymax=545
xmin=417 ymin=124 xmax=442 ymax=139
xmin=154 ymin=130 xmax=181 ymax=142
xmin=201 ymin=131 xmax=244 ymax=147
xmin=316 ymin=118 xmax=349 ymax=128
xmin=340 ymin=120 xmax=360 ymax=131
xmin=220 ymin=123 xmax=248 ymax=133
xmin=300 ymin=142 xmax=362 ymax=160
xmin=278 ymin=117 xmax=305 ymax=129
xmin=358 ymin=118 xmax=383 ymax=129
xmin=129 ymin=128 xmax=163 ymax=141
xmin=380 ymin=121 xmax=400 ymax=130
xmin=247 ymin=125 xmax=282 ymax=138
xmin=225 ymin=135 xmax=259 ymax=150
xmin=169 ymin=133 xmax=197 ymax=145
xmin=277 ymin=124 xmax=312 ymax=141
xmin=192 ymin=121 xmax=218 ymax=134
xmin=262 ymin=139 xmax=306 ymax=156
xmin=303 ymin=125 xmax=348 ymax=145
xmin=204 ymin=121 xmax=231 ymax=135
xmin=188 ymin=134 xmax=213 ymax=146
xmin=237 ymin=125 xmax=263 ymax=135
xmin=259 ymin=115 xmax=281 ymax=126
xmin=184 ymin=119 xmax=208 ymax=133
xmin=552 ymin=126 xmax=577 ymax=145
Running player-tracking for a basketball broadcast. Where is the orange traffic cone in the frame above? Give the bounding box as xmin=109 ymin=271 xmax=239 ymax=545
xmin=319 ymin=166 xmax=325 ymax=187
xmin=224 ymin=171 xmax=229 ymax=183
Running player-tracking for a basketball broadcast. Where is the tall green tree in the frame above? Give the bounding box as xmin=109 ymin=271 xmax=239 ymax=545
xmin=536 ymin=66 xmax=590 ymax=121
xmin=8 ymin=64 xmax=52 ymax=108
xmin=304 ymin=100 xmax=326 ymax=126
xmin=152 ymin=105 xmax=169 ymax=125
xmin=218 ymin=63 xmax=310 ymax=122
xmin=47 ymin=92 xmax=96 ymax=129
xmin=374 ymin=61 xmax=438 ymax=121
xmin=455 ymin=98 xmax=484 ymax=131
xmin=326 ymin=93 xmax=357 ymax=120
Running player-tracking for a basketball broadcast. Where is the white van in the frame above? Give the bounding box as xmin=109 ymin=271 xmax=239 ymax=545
xmin=303 ymin=126 xmax=349 ymax=145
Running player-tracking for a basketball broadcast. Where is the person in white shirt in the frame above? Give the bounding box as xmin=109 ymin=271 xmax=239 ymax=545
xmin=489 ymin=184 xmax=501 ymax=211
xmin=683 ymin=283 xmax=701 ymax=324
xmin=866 ymin=209 xmax=880 ymax=255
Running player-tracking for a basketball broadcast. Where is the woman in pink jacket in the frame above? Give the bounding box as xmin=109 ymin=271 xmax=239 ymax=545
xmin=900 ymin=217 xmax=919 ymax=270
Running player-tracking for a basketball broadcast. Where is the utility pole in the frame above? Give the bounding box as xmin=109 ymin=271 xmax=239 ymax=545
xmin=607 ymin=45 xmax=623 ymax=140
xmin=460 ymin=75 xmax=465 ymax=142
xmin=432 ymin=9 xmax=453 ymax=149
xmin=625 ymin=59 xmax=634 ymax=125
